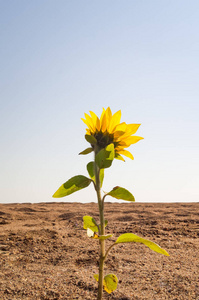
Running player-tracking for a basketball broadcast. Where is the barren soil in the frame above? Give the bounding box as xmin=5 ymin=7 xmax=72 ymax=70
xmin=0 ymin=202 xmax=198 ymax=300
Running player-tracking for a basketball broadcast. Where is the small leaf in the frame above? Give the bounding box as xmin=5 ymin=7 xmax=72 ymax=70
xmin=95 ymin=143 xmax=115 ymax=169
xmin=87 ymin=161 xmax=104 ymax=187
xmin=87 ymin=162 xmax=95 ymax=181
xmin=53 ymin=175 xmax=92 ymax=198
xmin=93 ymin=274 xmax=118 ymax=294
xmin=85 ymin=134 xmax=97 ymax=144
xmin=93 ymin=274 xmax=99 ymax=282
xmin=107 ymin=186 xmax=135 ymax=202
xmin=98 ymin=234 xmax=112 ymax=240
xmin=104 ymin=274 xmax=118 ymax=294
xmin=99 ymin=219 xmax=108 ymax=231
xmin=79 ymin=147 xmax=93 ymax=155
xmin=100 ymin=168 xmax=104 ymax=187
xmin=116 ymin=233 xmax=169 ymax=256
xmin=83 ymin=216 xmax=98 ymax=232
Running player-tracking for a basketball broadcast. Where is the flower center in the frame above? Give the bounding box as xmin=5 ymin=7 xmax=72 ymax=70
xmin=94 ymin=131 xmax=114 ymax=149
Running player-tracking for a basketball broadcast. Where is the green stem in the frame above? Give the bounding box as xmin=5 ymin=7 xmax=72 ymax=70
xmin=104 ymin=243 xmax=116 ymax=261
xmin=94 ymin=149 xmax=105 ymax=300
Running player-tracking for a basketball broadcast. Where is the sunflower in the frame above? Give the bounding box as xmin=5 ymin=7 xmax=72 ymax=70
xmin=81 ymin=107 xmax=143 ymax=161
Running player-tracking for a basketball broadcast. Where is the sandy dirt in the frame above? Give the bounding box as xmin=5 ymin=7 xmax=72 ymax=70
xmin=0 ymin=202 xmax=198 ymax=300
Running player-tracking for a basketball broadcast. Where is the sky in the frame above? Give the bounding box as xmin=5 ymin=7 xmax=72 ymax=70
xmin=0 ymin=0 xmax=199 ymax=204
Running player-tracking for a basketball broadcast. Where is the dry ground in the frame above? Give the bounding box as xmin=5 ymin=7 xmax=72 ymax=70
xmin=0 ymin=202 xmax=198 ymax=300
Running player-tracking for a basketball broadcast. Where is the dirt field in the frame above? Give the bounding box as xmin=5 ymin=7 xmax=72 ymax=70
xmin=0 ymin=202 xmax=198 ymax=300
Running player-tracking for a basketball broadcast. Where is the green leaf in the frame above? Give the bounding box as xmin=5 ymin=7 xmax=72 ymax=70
xmin=79 ymin=147 xmax=93 ymax=155
xmin=87 ymin=161 xmax=104 ymax=187
xmin=102 ymin=219 xmax=108 ymax=228
xmin=107 ymin=186 xmax=135 ymax=202
xmin=87 ymin=162 xmax=95 ymax=181
xmin=100 ymin=168 xmax=104 ymax=187
xmin=53 ymin=175 xmax=92 ymax=198
xmin=99 ymin=219 xmax=108 ymax=232
xmin=115 ymin=233 xmax=170 ymax=256
xmin=98 ymin=234 xmax=112 ymax=240
xmin=95 ymin=143 xmax=115 ymax=169
xmin=83 ymin=216 xmax=108 ymax=235
xmin=104 ymin=274 xmax=118 ymax=293
xmin=85 ymin=134 xmax=97 ymax=144
xmin=83 ymin=216 xmax=98 ymax=232
xmin=93 ymin=274 xmax=118 ymax=294
xmin=93 ymin=274 xmax=99 ymax=282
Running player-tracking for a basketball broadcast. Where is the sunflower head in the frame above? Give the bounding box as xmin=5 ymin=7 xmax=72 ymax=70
xmin=81 ymin=107 xmax=143 ymax=161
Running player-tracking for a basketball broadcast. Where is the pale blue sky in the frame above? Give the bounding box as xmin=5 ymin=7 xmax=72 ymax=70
xmin=0 ymin=1 xmax=198 ymax=203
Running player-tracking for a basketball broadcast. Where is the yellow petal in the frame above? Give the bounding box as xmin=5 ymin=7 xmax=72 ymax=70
xmin=86 ymin=128 xmax=91 ymax=134
xmin=114 ymin=122 xmax=127 ymax=133
xmin=100 ymin=108 xmax=107 ymax=132
xmin=120 ymin=136 xmax=144 ymax=146
xmin=125 ymin=124 xmax=141 ymax=135
xmin=105 ymin=107 xmax=113 ymax=131
xmin=113 ymin=131 xmax=126 ymax=140
xmin=100 ymin=108 xmax=106 ymax=123
xmin=89 ymin=111 xmax=100 ymax=131
xmin=109 ymin=110 xmax=121 ymax=133
xmin=82 ymin=113 xmax=95 ymax=132
xmin=115 ymin=153 xmax=125 ymax=161
xmin=106 ymin=107 xmax=112 ymax=121
xmin=81 ymin=118 xmax=92 ymax=132
xmin=118 ymin=149 xmax=134 ymax=160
